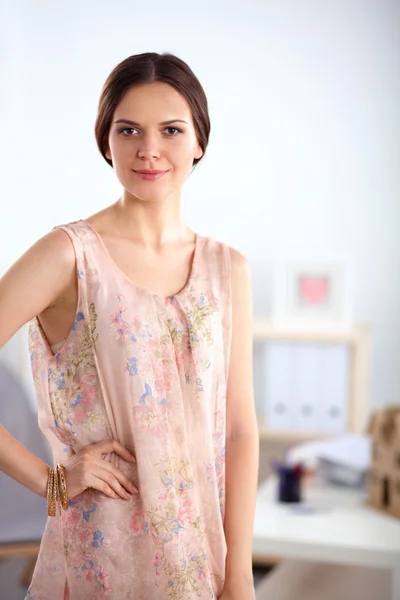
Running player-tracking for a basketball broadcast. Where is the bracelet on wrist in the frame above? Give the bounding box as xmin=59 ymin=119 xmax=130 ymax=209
xmin=46 ymin=464 xmax=69 ymax=517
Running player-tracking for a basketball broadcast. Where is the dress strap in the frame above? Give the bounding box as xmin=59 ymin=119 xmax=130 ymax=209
xmin=51 ymin=220 xmax=98 ymax=318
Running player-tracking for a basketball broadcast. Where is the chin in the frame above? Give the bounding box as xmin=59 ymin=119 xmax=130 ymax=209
xmin=120 ymin=173 xmax=184 ymax=202
xmin=123 ymin=183 xmax=176 ymax=203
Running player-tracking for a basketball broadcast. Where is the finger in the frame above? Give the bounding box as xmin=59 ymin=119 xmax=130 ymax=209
xmin=87 ymin=477 xmax=120 ymax=500
xmin=90 ymin=439 xmax=136 ymax=463
xmin=91 ymin=465 xmax=135 ymax=500
xmin=96 ymin=459 xmax=139 ymax=495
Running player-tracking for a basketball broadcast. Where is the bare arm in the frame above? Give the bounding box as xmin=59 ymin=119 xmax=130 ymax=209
xmin=0 ymin=230 xmax=139 ymax=501
xmin=0 ymin=426 xmax=51 ymax=497
xmin=0 ymin=229 xmax=76 ymax=350
xmin=0 ymin=229 xmax=76 ymax=496
xmin=222 ymin=249 xmax=259 ymax=598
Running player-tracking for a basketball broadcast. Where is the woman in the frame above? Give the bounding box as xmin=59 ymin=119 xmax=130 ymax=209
xmin=0 ymin=52 xmax=259 ymax=599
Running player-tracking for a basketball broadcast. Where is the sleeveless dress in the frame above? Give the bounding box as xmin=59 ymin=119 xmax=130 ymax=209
xmin=25 ymin=220 xmax=232 ymax=600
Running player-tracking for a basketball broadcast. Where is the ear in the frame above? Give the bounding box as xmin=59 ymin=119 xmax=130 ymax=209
xmin=105 ymin=147 xmax=112 ymax=160
xmin=194 ymin=143 xmax=203 ymax=161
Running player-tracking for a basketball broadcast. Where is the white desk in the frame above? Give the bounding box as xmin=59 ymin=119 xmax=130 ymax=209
xmin=253 ymin=476 xmax=400 ymax=600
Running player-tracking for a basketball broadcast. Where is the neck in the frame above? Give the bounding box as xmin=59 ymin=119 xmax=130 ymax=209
xmin=114 ymin=189 xmax=190 ymax=247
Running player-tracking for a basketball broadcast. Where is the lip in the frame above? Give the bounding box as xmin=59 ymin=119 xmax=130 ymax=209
xmin=133 ymin=170 xmax=169 ymax=181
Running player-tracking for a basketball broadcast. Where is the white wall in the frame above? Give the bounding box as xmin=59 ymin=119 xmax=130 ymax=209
xmin=1 ymin=0 xmax=399 ymax=414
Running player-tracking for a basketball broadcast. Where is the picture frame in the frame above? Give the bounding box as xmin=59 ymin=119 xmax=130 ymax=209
xmin=271 ymin=259 xmax=354 ymax=329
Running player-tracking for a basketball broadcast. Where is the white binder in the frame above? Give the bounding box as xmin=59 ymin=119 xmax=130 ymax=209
xmin=291 ymin=343 xmax=320 ymax=432
xmin=317 ymin=345 xmax=349 ymax=434
xmin=264 ymin=342 xmax=350 ymax=435
xmin=265 ymin=342 xmax=294 ymax=431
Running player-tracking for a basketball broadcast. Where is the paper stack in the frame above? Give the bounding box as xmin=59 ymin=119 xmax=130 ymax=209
xmin=286 ymin=434 xmax=371 ymax=487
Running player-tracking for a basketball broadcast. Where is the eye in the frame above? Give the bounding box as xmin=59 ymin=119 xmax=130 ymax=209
xmin=164 ymin=127 xmax=183 ymax=136
xmin=119 ymin=127 xmax=139 ymax=136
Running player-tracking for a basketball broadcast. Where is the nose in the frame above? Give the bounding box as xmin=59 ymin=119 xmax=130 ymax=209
xmin=137 ymin=135 xmax=160 ymax=160
xmin=138 ymin=148 xmax=160 ymax=160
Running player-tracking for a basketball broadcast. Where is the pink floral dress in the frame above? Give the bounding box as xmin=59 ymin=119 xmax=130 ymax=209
xmin=25 ymin=220 xmax=232 ymax=600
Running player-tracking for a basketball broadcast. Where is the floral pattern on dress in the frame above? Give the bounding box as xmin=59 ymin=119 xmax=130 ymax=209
xmin=170 ymin=285 xmax=219 ymax=397
xmin=133 ymin=384 xmax=168 ymax=433
xmin=27 ymin=222 xmax=230 ymax=599
xmin=104 ymin=286 xmax=224 ymax=596
xmin=63 ymin=492 xmax=113 ymax=597
xmin=145 ymin=457 xmax=214 ymax=599
xmin=44 ymin=303 xmax=105 ymax=447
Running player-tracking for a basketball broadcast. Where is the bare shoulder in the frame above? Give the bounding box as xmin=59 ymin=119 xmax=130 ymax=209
xmin=226 ymin=246 xmax=252 ymax=322
xmin=0 ymin=228 xmax=77 ymax=348
xmin=228 ymin=246 xmax=252 ymax=287
xmin=228 ymin=246 xmax=250 ymax=267
xmin=34 ymin=227 xmax=77 ymax=256
xmin=1 ymin=227 xmax=76 ymax=277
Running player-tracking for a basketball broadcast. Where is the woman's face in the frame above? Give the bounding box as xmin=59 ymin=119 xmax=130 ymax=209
xmin=106 ymin=82 xmax=203 ymax=202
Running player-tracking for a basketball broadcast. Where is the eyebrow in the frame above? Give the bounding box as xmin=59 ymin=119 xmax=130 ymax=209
xmin=113 ymin=118 xmax=188 ymax=126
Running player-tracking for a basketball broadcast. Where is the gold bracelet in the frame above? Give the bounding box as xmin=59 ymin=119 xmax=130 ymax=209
xmin=56 ymin=469 xmax=63 ymax=517
xmin=46 ymin=467 xmax=52 ymax=516
xmin=56 ymin=463 xmax=69 ymax=511
xmin=47 ymin=467 xmax=56 ymax=517
xmin=47 ymin=464 xmax=69 ymax=517
xmin=52 ymin=466 xmax=59 ymax=517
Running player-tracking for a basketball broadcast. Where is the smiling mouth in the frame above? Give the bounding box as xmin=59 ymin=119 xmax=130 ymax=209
xmin=133 ymin=170 xmax=169 ymax=181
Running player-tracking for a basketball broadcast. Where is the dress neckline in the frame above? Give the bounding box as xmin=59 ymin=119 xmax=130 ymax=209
xmin=81 ymin=219 xmax=200 ymax=302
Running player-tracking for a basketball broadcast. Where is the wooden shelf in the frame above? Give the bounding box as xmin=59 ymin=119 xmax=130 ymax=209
xmin=0 ymin=541 xmax=40 ymax=558
xmin=253 ymin=318 xmax=371 ymax=345
xmin=257 ymin=419 xmax=331 ymax=442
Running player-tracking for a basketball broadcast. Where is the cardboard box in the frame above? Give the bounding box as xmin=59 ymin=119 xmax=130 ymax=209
xmin=367 ymin=405 xmax=400 ymax=519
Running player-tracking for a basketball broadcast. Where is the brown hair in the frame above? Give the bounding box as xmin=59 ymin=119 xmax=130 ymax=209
xmin=94 ymin=52 xmax=210 ymax=168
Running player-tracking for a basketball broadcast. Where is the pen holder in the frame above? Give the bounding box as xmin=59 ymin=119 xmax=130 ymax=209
xmin=277 ymin=465 xmax=303 ymax=503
